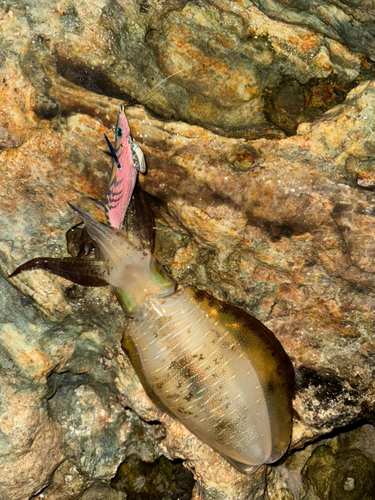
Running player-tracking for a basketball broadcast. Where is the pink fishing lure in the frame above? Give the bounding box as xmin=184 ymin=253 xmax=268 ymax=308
xmin=104 ymin=105 xmax=145 ymax=229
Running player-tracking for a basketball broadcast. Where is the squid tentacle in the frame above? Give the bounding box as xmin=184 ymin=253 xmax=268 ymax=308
xmin=9 ymin=257 xmax=109 ymax=287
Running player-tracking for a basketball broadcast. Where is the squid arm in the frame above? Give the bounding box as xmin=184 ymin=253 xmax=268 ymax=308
xmin=9 ymin=106 xmax=154 ymax=293
xmin=9 ymin=257 xmax=109 ymax=287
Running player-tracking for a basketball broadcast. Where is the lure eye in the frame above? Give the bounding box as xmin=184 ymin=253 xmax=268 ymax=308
xmin=116 ymin=127 xmax=123 ymax=137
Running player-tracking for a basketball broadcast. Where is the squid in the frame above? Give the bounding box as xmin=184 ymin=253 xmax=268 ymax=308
xmin=9 ymin=106 xmax=294 ymax=474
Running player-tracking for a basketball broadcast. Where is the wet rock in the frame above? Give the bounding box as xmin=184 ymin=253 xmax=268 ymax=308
xmin=345 ymin=155 xmax=375 ymax=188
xmin=250 ymin=0 xmax=375 ymax=61
xmin=1 ymin=0 xmax=375 ymax=498
xmin=77 ymin=483 xmax=126 ymax=500
xmin=0 ymin=0 xmax=373 ymax=136
xmin=3 ymin=78 xmax=375 ymax=497
xmin=0 ymin=276 xmax=64 ymax=500
xmin=135 ymin=82 xmax=375 ymax=450
xmin=111 ymin=454 xmax=195 ymax=500
xmin=302 ymin=446 xmax=375 ymax=500
xmin=33 ymin=460 xmax=92 ymax=500
xmin=267 ymin=423 xmax=375 ymax=500
xmin=265 ymin=76 xmax=358 ymax=135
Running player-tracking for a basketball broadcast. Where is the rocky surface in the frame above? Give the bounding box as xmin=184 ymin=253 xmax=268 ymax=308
xmin=0 ymin=0 xmax=375 ymax=499
xmin=138 ymin=81 xmax=375 ymax=445
xmin=1 ymin=0 xmax=373 ymax=137
xmin=268 ymin=423 xmax=375 ymax=500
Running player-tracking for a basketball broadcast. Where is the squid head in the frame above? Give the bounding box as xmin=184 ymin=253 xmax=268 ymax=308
xmin=67 ymin=202 xmax=176 ymax=316
xmin=9 ymin=183 xmax=175 ymax=317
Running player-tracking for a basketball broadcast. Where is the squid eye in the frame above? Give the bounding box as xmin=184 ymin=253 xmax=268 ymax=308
xmin=116 ymin=127 xmax=123 ymax=137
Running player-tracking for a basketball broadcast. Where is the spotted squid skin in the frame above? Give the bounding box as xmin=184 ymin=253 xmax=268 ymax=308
xmin=123 ymin=286 xmax=294 ymax=474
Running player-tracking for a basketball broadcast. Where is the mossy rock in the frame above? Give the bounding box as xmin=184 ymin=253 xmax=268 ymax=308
xmin=111 ymin=454 xmax=195 ymax=500
xmin=302 ymin=445 xmax=375 ymax=500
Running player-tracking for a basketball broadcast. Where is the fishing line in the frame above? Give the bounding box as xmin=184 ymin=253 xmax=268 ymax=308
xmin=141 ymin=0 xmax=302 ymax=105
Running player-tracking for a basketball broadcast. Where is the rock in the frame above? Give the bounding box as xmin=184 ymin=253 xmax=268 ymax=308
xmin=33 ymin=460 xmax=92 ymax=500
xmin=268 ymin=423 xmax=375 ymax=500
xmin=249 ymin=0 xmax=375 ymax=61
xmin=303 ymin=447 xmax=375 ymax=500
xmin=1 ymin=0 xmax=372 ymax=136
xmin=111 ymin=454 xmax=195 ymax=500
xmin=0 ymin=276 xmax=64 ymax=500
xmin=1 ymin=0 xmax=375 ymax=498
xmin=79 ymin=483 xmax=127 ymax=500
xmin=138 ymin=81 xmax=375 ymax=448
